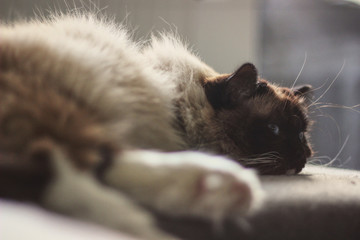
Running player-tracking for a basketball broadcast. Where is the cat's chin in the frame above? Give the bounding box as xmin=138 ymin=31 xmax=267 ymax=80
xmin=257 ymin=163 xmax=306 ymax=175
xmin=284 ymin=164 xmax=305 ymax=175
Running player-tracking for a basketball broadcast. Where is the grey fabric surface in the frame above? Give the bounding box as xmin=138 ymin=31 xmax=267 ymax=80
xmin=156 ymin=166 xmax=360 ymax=240
xmin=1 ymin=166 xmax=360 ymax=240
xmin=243 ymin=166 xmax=360 ymax=240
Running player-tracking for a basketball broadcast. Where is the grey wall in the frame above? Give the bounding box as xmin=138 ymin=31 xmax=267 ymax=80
xmin=260 ymin=0 xmax=360 ymax=170
xmin=0 ymin=0 xmax=260 ymax=73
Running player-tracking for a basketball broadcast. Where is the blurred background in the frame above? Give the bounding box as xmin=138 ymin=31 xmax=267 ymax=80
xmin=1 ymin=0 xmax=359 ymax=170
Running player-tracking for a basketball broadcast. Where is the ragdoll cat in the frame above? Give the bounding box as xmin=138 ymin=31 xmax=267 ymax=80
xmin=0 ymin=13 xmax=312 ymax=240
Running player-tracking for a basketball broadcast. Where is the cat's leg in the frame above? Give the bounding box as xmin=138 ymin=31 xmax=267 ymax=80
xmin=41 ymin=146 xmax=178 ymax=240
xmin=104 ymin=150 xmax=264 ymax=223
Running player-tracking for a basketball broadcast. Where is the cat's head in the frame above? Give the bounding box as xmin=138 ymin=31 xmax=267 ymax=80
xmin=204 ymin=63 xmax=313 ymax=175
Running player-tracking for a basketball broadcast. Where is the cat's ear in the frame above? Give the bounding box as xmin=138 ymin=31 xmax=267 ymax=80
xmin=293 ymin=85 xmax=312 ymax=98
xmin=204 ymin=63 xmax=258 ymax=109
xmin=227 ymin=63 xmax=258 ymax=98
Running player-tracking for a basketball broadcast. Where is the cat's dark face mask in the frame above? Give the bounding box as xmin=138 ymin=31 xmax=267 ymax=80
xmin=203 ymin=63 xmax=313 ymax=175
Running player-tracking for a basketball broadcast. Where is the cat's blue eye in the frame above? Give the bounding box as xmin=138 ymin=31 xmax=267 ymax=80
xmin=299 ymin=132 xmax=304 ymax=141
xmin=268 ymin=124 xmax=280 ymax=135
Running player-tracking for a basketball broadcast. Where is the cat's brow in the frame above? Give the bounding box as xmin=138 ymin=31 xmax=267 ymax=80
xmin=289 ymin=115 xmax=303 ymax=129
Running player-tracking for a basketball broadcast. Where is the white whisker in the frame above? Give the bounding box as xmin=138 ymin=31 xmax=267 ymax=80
xmin=328 ymin=135 xmax=349 ymax=166
xmin=291 ymin=52 xmax=307 ymax=89
xmin=312 ymin=155 xmax=332 ymax=160
xmin=308 ymin=60 xmax=346 ymax=108
xmin=309 ymin=135 xmax=350 ymax=167
xmin=340 ymin=156 xmax=352 ymax=168
xmin=315 ymin=104 xmax=360 ymax=114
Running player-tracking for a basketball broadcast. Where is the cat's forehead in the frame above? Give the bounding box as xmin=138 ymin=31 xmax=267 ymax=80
xmin=249 ymin=82 xmax=307 ymax=125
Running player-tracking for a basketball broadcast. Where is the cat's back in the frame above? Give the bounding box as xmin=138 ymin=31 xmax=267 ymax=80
xmin=0 ymin=15 xmax=182 ymax=151
xmin=0 ymin=14 xmax=149 ymax=110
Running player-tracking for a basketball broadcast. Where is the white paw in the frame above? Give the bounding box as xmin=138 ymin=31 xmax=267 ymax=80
xmin=164 ymin=152 xmax=265 ymax=222
xmin=190 ymin=166 xmax=262 ymax=221
xmin=107 ymin=151 xmax=265 ymax=223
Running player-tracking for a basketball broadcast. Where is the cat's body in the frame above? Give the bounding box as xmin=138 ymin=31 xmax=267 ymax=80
xmin=0 ymin=14 xmax=311 ymax=240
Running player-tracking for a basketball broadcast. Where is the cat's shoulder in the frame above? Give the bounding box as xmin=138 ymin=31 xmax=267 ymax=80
xmin=143 ymin=33 xmax=216 ymax=80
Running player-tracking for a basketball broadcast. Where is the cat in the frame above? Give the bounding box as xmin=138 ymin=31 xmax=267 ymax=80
xmin=0 ymin=12 xmax=312 ymax=240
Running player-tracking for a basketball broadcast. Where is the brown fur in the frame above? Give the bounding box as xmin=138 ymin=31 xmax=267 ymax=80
xmin=0 ymin=34 xmax=118 ymax=202
xmin=0 ymin=69 xmax=112 ymax=170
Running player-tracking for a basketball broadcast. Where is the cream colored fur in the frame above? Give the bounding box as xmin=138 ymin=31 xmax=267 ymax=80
xmin=0 ymin=14 xmax=263 ymax=240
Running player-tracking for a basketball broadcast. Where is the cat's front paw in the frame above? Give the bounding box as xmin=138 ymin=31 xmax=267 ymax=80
xmin=160 ymin=152 xmax=264 ymax=222
xmin=189 ymin=164 xmax=262 ymax=221
xmin=107 ymin=151 xmax=264 ymax=222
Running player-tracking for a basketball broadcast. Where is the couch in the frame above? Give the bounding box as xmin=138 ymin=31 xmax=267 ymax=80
xmin=1 ymin=166 xmax=360 ymax=240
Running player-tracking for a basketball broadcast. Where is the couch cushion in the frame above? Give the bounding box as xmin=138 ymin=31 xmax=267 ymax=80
xmin=1 ymin=166 xmax=360 ymax=240
xmin=156 ymin=166 xmax=360 ymax=240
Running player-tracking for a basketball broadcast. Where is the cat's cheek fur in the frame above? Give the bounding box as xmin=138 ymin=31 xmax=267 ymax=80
xmin=104 ymin=150 xmax=264 ymax=222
